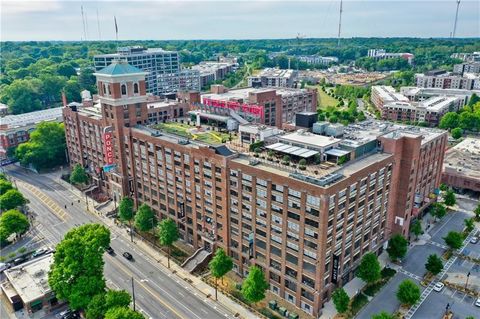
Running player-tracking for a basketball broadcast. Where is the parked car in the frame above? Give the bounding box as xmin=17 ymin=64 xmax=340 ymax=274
xmin=0 ymin=262 xmax=12 ymax=272
xmin=106 ymin=246 xmax=115 ymax=255
xmin=13 ymin=256 xmax=28 ymax=265
xmin=32 ymin=248 xmax=48 ymax=258
xmin=433 ymin=282 xmax=445 ymax=292
xmin=470 ymin=237 xmax=478 ymax=244
xmin=475 ymin=298 xmax=480 ymax=307
xmin=122 ymin=252 xmax=133 ymax=261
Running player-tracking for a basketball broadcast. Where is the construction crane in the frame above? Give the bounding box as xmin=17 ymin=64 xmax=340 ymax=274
xmin=337 ymin=0 xmax=343 ymax=46
xmin=452 ymin=0 xmax=461 ymax=38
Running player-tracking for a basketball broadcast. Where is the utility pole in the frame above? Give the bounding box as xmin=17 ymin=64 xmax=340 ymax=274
xmin=81 ymin=5 xmax=87 ymax=41
xmin=465 ymin=271 xmax=471 ymax=289
xmin=96 ymin=8 xmax=102 ymax=40
xmin=131 ymin=277 xmax=136 ymax=311
xmin=337 ymin=0 xmax=343 ymax=47
xmin=452 ymin=0 xmax=461 ymax=38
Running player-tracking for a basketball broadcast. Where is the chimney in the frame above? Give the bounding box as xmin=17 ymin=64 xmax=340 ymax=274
xmin=62 ymin=91 xmax=68 ymax=107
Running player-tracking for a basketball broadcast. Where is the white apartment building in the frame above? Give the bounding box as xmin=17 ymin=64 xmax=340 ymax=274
xmin=370 ymin=86 xmax=409 ymax=110
xmin=247 ymin=68 xmax=298 ymax=88
xmin=296 ymin=55 xmax=339 ymax=65
xmin=367 ymin=49 xmax=415 ymax=65
xmin=415 ymin=70 xmax=480 ymax=90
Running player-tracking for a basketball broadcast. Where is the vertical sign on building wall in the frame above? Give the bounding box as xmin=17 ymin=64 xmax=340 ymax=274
xmin=331 ymin=254 xmax=340 ymax=284
xmin=103 ymin=126 xmax=116 ymax=172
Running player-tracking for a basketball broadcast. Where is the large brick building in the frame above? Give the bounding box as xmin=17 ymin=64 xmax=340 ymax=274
xmin=63 ymin=62 xmax=447 ymax=318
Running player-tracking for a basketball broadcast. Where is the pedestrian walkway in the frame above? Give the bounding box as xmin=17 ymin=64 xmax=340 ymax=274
xmin=45 ymin=172 xmax=259 ymax=319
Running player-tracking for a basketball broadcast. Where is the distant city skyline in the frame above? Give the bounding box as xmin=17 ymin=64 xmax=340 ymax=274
xmin=1 ymin=0 xmax=479 ymax=41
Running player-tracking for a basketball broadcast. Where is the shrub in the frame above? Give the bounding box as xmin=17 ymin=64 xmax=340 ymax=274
xmin=350 ymin=293 xmax=368 ymax=315
xmin=18 ymin=247 xmax=27 ymax=254
xmin=381 ymin=267 xmax=397 ymax=279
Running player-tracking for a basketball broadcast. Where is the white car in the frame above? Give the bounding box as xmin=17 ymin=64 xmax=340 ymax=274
xmin=433 ymin=282 xmax=444 ymax=292
xmin=470 ymin=237 xmax=478 ymax=244
xmin=475 ymin=298 xmax=480 ymax=307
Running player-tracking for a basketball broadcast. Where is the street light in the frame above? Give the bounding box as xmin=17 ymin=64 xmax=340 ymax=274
xmin=444 ymin=303 xmax=450 ymax=316
xmin=465 ymin=271 xmax=471 ymax=289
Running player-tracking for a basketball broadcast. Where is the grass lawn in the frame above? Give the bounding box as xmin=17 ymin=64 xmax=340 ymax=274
xmin=308 ymin=85 xmax=340 ymax=109
xmin=154 ymin=122 xmax=231 ymax=144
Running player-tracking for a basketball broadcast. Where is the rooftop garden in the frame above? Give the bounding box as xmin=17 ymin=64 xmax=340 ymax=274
xmin=153 ymin=121 xmax=234 ymax=144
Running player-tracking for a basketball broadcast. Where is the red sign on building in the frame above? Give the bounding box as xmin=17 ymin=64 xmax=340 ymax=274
xmin=103 ymin=127 xmax=115 ymax=166
xmin=202 ymin=98 xmax=264 ymax=120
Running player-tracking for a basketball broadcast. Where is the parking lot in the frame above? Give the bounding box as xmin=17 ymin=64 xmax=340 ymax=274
xmin=402 ymin=243 xmax=446 ymax=278
xmin=429 ymin=211 xmax=470 ymax=245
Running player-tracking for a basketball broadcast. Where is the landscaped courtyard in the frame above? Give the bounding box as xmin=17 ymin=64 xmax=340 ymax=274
xmin=154 ymin=122 xmax=233 ymax=144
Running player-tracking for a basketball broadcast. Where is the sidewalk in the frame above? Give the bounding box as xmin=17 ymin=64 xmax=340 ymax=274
xmin=45 ymin=172 xmax=259 ymax=319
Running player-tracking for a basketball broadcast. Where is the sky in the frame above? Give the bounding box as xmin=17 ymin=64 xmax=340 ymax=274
xmin=1 ymin=0 xmax=479 ymax=41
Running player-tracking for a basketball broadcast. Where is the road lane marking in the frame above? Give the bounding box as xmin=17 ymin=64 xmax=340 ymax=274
xmin=17 ymin=180 xmax=67 ymax=221
xmin=106 ymin=256 xmax=186 ymax=319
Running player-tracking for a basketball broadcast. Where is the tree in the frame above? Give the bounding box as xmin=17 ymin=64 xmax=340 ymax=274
xmin=104 ymin=307 xmax=145 ymax=319
xmin=410 ymin=220 xmax=422 ymax=240
xmin=0 ymin=179 xmax=13 ymax=195
xmin=0 ymin=79 xmax=42 ymax=114
xmin=241 ymin=266 xmax=269 ymax=304
xmin=48 ymin=224 xmax=111 ymax=310
xmin=439 ymin=183 xmax=448 ymax=192
xmin=298 ymin=159 xmax=307 ymax=167
xmin=396 ymin=280 xmax=420 ymax=306
xmin=439 ymin=112 xmax=459 ymax=130
xmin=443 ymin=231 xmax=463 ymax=250
xmin=475 ymin=203 xmax=480 ymax=221
xmin=15 ymin=122 xmax=66 ymax=170
xmin=0 ymin=209 xmax=29 ymax=236
xmin=282 ymin=155 xmax=290 ymax=165
xmin=372 ymin=312 xmax=395 ymax=319
xmin=70 ymin=163 xmax=89 ymax=185
xmin=86 ymin=293 xmax=107 ymax=319
xmin=425 ymin=254 xmax=443 ymax=275
xmin=105 ymin=290 xmax=132 ymax=309
xmin=331 ymin=287 xmax=349 ymax=314
xmin=134 ymin=204 xmax=157 ymax=232
xmin=86 ymin=290 xmax=132 ymax=319
xmin=0 ymin=189 xmax=26 ymax=211
xmin=209 ymin=248 xmax=233 ymax=300
xmin=118 ymin=197 xmax=134 ymax=239
xmin=451 ymin=127 xmax=463 ymax=139
xmin=357 ymin=252 xmax=381 ymax=284
xmin=464 ymin=218 xmax=475 ymax=232
xmin=443 ymin=190 xmax=456 ymax=206
xmin=387 ymin=234 xmax=408 ymax=261
xmin=157 ymin=218 xmax=179 ymax=268
xmin=430 ymin=202 xmax=446 ymax=221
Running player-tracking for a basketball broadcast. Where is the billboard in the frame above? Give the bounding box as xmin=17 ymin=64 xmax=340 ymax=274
xmin=202 ymin=97 xmax=264 ymax=120
xmin=103 ymin=127 xmax=115 ymax=170
xmin=331 ymin=254 xmax=340 ymax=284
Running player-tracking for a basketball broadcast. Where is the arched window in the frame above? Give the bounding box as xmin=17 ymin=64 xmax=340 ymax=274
xmin=134 ymin=83 xmax=139 ymax=94
xmin=121 ymin=84 xmax=127 ymax=95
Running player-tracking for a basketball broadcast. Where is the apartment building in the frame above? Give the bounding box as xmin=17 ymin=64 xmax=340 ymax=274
xmin=451 ymin=52 xmax=480 ymax=63
xmin=191 ymin=62 xmax=235 ymax=88
xmin=453 ymin=62 xmax=480 ymax=75
xmin=146 ymin=92 xmax=199 ymax=124
xmin=442 ymin=138 xmax=480 ymax=192
xmin=247 ymin=68 xmax=298 ymax=88
xmin=400 ymin=86 xmax=479 ymax=105
xmin=382 ymin=96 xmax=463 ymax=126
xmin=296 ymin=55 xmax=339 ymax=65
xmin=94 ymin=46 xmax=201 ymax=96
xmin=367 ymin=49 xmax=415 ymax=65
xmin=370 ymin=86 xmax=409 ymax=110
xmin=64 ymin=61 xmax=447 ymax=318
xmin=201 ymin=85 xmax=317 ymax=128
xmin=415 ymin=70 xmax=480 ymax=90
xmin=0 ymin=107 xmax=63 ymax=159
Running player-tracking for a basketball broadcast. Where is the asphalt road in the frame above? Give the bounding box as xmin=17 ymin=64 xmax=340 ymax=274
xmin=3 ymin=166 xmax=233 ymax=319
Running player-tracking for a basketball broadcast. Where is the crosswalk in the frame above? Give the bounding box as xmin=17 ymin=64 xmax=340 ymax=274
xmin=397 ymin=268 xmax=422 ymax=281
xmin=428 ymin=241 xmax=448 ymax=250
xmin=17 ymin=180 xmax=68 ymax=220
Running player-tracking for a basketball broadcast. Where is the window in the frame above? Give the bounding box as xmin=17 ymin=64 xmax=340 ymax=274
xmin=121 ymin=84 xmax=127 ymax=95
xmin=134 ymin=83 xmax=139 ymax=94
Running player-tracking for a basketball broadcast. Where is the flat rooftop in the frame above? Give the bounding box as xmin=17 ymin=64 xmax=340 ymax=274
xmin=280 ymin=131 xmax=340 ymax=149
xmin=372 ymin=86 xmax=409 ymax=103
xmin=254 ymin=68 xmax=296 ymax=78
xmin=443 ymin=138 xmax=480 ymax=179
xmin=1 ymin=107 xmax=63 ymax=129
xmin=201 ymin=87 xmax=311 ymax=103
xmin=418 ymin=96 xmax=460 ymax=112
xmin=4 ymin=254 xmax=53 ymax=303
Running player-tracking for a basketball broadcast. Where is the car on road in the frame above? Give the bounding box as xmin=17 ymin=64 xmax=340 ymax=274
xmin=32 ymin=248 xmax=48 ymax=258
xmin=476 ymin=298 xmax=480 ymax=307
xmin=122 ymin=252 xmax=133 ymax=261
xmin=13 ymin=256 xmax=28 ymax=265
xmin=106 ymin=246 xmax=115 ymax=255
xmin=0 ymin=262 xmax=12 ymax=272
xmin=433 ymin=282 xmax=445 ymax=292
xmin=470 ymin=237 xmax=478 ymax=244
xmin=58 ymin=309 xmax=79 ymax=319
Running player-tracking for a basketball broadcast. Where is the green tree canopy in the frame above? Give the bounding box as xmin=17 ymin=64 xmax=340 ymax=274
xmin=15 ymin=122 xmax=66 ymax=170
xmin=0 ymin=209 xmax=29 ymax=236
xmin=431 ymin=202 xmax=447 ymax=220
xmin=85 ymin=293 xmax=107 ymax=319
xmin=104 ymin=307 xmax=145 ymax=319
xmin=241 ymin=266 xmax=269 ymax=304
xmin=357 ymin=252 xmax=381 ymax=284
xmin=439 ymin=112 xmax=459 ymax=130
xmin=451 ymin=127 xmax=463 ymax=139
xmin=443 ymin=190 xmax=456 ymax=206
xmin=0 ymin=189 xmax=27 ymax=211
xmin=410 ymin=220 xmax=422 ymax=240
xmin=387 ymin=234 xmax=408 ymax=261
xmin=86 ymin=290 xmax=132 ymax=319
xmin=157 ymin=218 xmax=179 ymax=268
xmin=331 ymin=287 xmax=349 ymax=314
xmin=48 ymin=224 xmax=111 ymax=310
xmin=464 ymin=218 xmax=474 ymax=232
xmin=425 ymin=254 xmax=443 ymax=275
xmin=209 ymin=248 xmax=234 ymax=300
xmin=396 ymin=280 xmax=420 ymax=306
xmin=0 ymin=179 xmax=13 ymax=195
xmin=474 ymin=203 xmax=480 ymax=221
xmin=134 ymin=204 xmax=157 ymax=232
xmin=105 ymin=290 xmax=132 ymax=309
xmin=70 ymin=163 xmax=89 ymax=185
xmin=443 ymin=231 xmax=463 ymax=250
xmin=372 ymin=311 xmax=395 ymax=319
xmin=118 ymin=197 xmax=134 ymax=223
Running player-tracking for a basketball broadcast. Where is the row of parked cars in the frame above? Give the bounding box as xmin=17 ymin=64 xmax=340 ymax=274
xmin=0 ymin=247 xmax=54 ymax=272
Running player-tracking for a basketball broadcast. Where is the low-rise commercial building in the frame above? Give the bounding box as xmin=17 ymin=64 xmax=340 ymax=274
xmin=247 ymin=68 xmax=298 ymax=88
xmin=63 ymin=61 xmax=447 ymax=318
xmin=0 ymin=107 xmax=64 ymax=159
xmin=1 ymin=254 xmax=60 ymax=315
xmin=442 ymin=138 xmax=480 ymax=192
